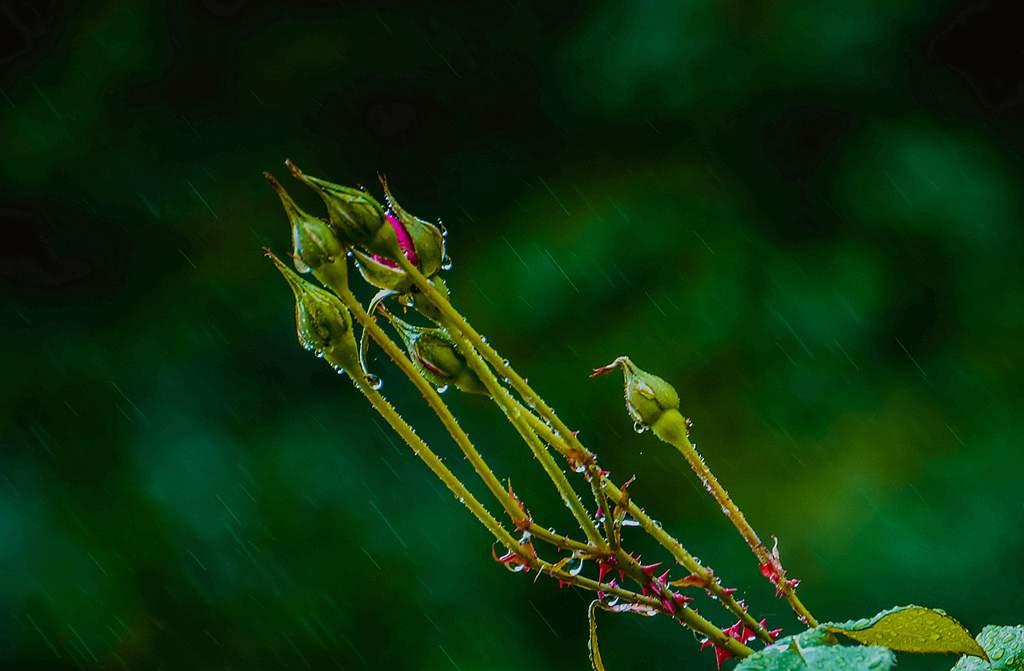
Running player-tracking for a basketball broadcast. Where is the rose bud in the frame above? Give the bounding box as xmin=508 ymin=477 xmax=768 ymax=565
xmin=378 ymin=307 xmax=488 ymax=395
xmin=284 ymin=163 xmax=446 ymax=283
xmin=351 ymin=246 xmax=415 ymax=292
xmin=266 ymin=248 xmax=360 ymax=376
xmin=264 ymin=171 xmax=342 ymax=274
xmin=408 ymin=274 xmax=449 ymax=324
xmin=379 ymin=175 xmax=446 ymax=277
xmin=590 ymin=356 xmax=688 ymax=443
xmin=285 ymin=160 xmax=390 ymax=255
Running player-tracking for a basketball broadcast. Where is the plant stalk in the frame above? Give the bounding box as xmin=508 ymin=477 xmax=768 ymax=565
xmin=351 ymin=367 xmax=750 ymax=657
xmin=667 ymin=431 xmax=818 ymax=626
xmin=442 ymin=326 xmax=607 ymax=549
xmin=519 ymin=405 xmax=778 ymax=642
xmin=318 ymin=261 xmax=596 ymax=555
xmin=352 ymin=374 xmax=521 ymax=554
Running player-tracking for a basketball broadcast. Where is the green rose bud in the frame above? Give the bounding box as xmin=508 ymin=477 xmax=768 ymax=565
xmin=379 ymin=175 xmax=447 ymax=277
xmin=350 ymin=252 xmax=450 ymax=325
xmin=285 ymin=162 xmax=447 ymax=291
xmin=351 ymin=246 xmax=415 ymax=292
xmin=379 ymin=307 xmax=488 ymax=395
xmin=285 ymin=160 xmax=393 ymax=258
xmin=590 ymin=356 xmax=688 ymax=443
xmin=357 ymin=277 xmax=450 ymax=384
xmin=408 ymin=274 xmax=449 ymax=324
xmin=264 ymin=171 xmax=342 ymax=274
xmin=266 ymin=248 xmax=360 ymax=376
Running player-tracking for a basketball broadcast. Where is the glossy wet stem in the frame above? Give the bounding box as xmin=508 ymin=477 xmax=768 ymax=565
xmin=396 ymin=255 xmax=778 ymax=641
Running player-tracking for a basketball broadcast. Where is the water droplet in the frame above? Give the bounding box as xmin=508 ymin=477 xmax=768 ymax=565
xmin=633 ymin=421 xmax=647 ymax=434
xmin=436 ymin=384 xmax=449 ymax=394
xmin=367 ymin=374 xmax=383 ymax=390
xmin=621 ymin=517 xmax=640 ymax=527
xmin=293 ymin=256 xmax=311 ymax=274
xmin=569 ymin=557 xmax=585 ymax=576
xmin=440 ymin=254 xmax=453 ymax=271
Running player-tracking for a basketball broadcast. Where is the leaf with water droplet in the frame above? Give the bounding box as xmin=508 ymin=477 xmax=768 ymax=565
xmin=950 ymin=625 xmax=1024 ymax=670
xmin=825 ymin=606 xmax=986 ymax=659
xmin=735 ymin=627 xmax=895 ymax=671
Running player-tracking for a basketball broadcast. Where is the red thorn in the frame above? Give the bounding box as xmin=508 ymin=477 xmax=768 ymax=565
xmin=640 ymin=562 xmax=662 ymax=576
xmin=672 ymin=592 xmax=693 ymax=606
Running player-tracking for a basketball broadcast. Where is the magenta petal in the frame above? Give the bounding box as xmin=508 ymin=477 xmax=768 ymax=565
xmin=371 ymin=253 xmax=400 ymax=269
xmin=387 ymin=212 xmax=420 ymax=265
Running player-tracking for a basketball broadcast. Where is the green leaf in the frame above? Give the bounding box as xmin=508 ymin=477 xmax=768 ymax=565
xmin=735 ymin=628 xmax=895 ymax=671
xmin=825 ymin=605 xmax=987 ymax=658
xmin=950 ymin=625 xmax=1024 ymax=670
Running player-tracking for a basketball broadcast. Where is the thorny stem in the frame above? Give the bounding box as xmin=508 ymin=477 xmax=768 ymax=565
xmin=530 ymin=526 xmax=595 ymax=554
xmin=443 ymin=325 xmax=608 ymax=549
xmin=333 ymin=280 xmax=524 ymax=526
xmin=346 ymin=339 xmax=751 ymax=658
xmin=352 ymin=372 xmax=521 ymax=554
xmin=318 ymin=261 xmax=594 ymax=555
xmin=396 ymin=256 xmax=598 ymax=463
xmin=396 ymin=255 xmax=779 ymax=641
xmin=541 ymin=560 xmax=754 ymax=659
xmin=591 ymin=475 xmax=618 ymax=550
xmin=518 ymin=405 xmax=777 ymax=643
xmin=667 ymin=432 xmax=818 ymax=627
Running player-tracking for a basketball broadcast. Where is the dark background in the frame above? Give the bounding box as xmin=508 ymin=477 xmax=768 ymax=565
xmin=2 ymin=1 xmax=1022 ymax=669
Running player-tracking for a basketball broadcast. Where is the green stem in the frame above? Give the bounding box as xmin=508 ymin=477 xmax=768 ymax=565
xmin=352 ymin=373 xmax=521 ymax=553
xmin=667 ymin=432 xmax=818 ymax=627
xmin=541 ymin=560 xmax=753 ymax=659
xmin=354 ymin=372 xmax=751 ymax=658
xmin=445 ymin=327 xmax=607 ymax=549
xmin=591 ymin=475 xmax=618 ymax=550
xmin=396 ymin=256 xmax=598 ymax=465
xmin=391 ymin=257 xmax=777 ymax=640
xmin=520 ymin=407 xmax=778 ymax=642
xmin=318 ymin=260 xmax=594 ymax=555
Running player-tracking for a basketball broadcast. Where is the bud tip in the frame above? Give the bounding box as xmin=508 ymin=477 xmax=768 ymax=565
xmin=590 ymin=356 xmax=633 ymax=378
xmin=284 ymin=159 xmax=303 ymax=179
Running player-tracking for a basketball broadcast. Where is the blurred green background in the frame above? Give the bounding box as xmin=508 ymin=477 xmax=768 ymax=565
xmin=2 ymin=1 xmax=1022 ymax=669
